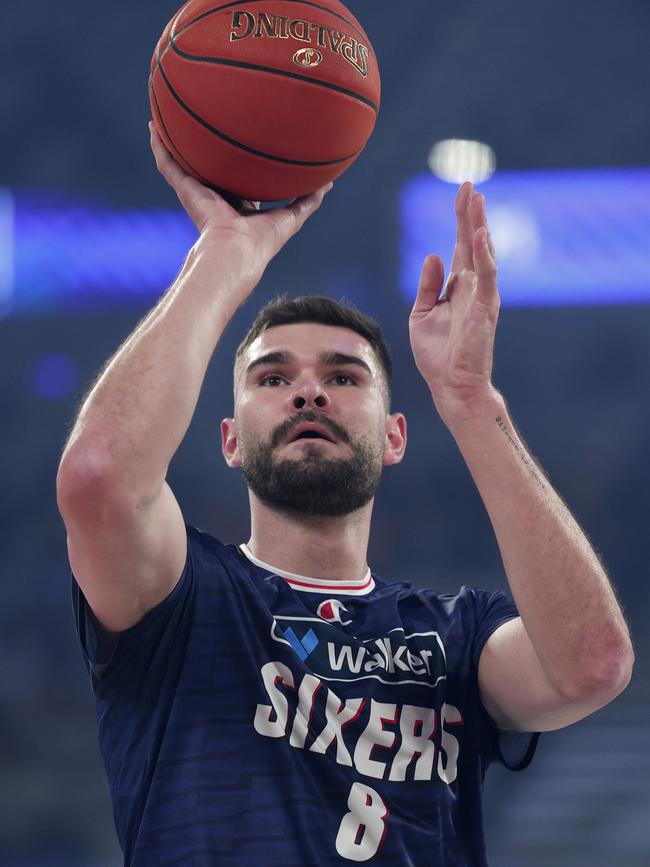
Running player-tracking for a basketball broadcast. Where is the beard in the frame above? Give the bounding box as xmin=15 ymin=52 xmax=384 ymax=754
xmin=239 ymin=410 xmax=384 ymax=518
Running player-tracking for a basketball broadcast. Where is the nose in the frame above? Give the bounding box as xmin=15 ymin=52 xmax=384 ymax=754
xmin=289 ymin=379 xmax=331 ymax=412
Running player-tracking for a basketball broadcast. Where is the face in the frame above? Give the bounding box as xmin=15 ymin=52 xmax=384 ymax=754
xmin=222 ymin=322 xmax=406 ymax=518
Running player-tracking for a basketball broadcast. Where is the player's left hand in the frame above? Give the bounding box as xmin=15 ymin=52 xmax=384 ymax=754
xmin=408 ymin=182 xmax=500 ymax=429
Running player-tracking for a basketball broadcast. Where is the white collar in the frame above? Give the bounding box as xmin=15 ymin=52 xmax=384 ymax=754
xmin=238 ymin=543 xmax=375 ymax=596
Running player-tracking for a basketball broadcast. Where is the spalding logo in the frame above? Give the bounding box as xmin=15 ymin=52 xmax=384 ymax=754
xmin=293 ymin=47 xmax=323 ymax=68
xmin=229 ymin=10 xmax=370 ymax=77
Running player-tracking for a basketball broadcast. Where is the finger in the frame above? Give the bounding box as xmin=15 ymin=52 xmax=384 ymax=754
xmin=411 ymin=254 xmax=445 ymax=317
xmin=450 ymin=182 xmax=475 ymax=273
xmin=442 ymin=271 xmax=459 ymax=301
xmin=149 ymin=121 xmax=188 ymax=190
xmin=149 ymin=122 xmax=227 ymax=227
xmin=265 ymin=182 xmax=333 ymax=247
xmin=469 ymin=189 xmax=486 ymax=231
xmin=472 ymin=226 xmax=499 ymax=306
xmin=470 ymin=191 xmax=496 ymax=261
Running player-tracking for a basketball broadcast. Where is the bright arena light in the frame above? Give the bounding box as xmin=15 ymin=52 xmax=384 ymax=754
xmin=0 ymin=188 xmax=14 ymax=316
xmin=399 ymin=168 xmax=650 ymax=306
xmin=428 ymin=139 xmax=496 ymax=184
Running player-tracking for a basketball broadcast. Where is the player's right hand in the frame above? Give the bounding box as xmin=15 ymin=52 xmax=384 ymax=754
xmin=149 ymin=121 xmax=332 ymax=264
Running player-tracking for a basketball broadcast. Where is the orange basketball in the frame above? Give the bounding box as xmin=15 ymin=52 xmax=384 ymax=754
xmin=148 ymin=0 xmax=381 ymax=202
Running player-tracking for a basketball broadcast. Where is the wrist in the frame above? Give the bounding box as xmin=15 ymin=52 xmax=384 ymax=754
xmin=432 ymin=384 xmax=507 ymax=436
xmin=193 ymin=229 xmax=265 ymax=283
xmin=181 ymin=232 xmax=263 ymax=309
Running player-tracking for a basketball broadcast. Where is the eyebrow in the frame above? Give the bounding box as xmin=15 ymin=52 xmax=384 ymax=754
xmin=245 ymin=350 xmax=374 ymax=379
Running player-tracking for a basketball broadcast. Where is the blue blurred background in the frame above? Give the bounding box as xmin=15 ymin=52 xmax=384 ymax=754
xmin=1 ymin=0 xmax=648 ymax=864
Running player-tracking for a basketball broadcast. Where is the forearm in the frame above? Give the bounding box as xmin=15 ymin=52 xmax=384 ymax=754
xmin=59 ymin=234 xmax=255 ymax=503
xmin=443 ymin=387 xmax=633 ymax=698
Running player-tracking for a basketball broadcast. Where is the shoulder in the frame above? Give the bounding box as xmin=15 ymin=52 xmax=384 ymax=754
xmin=370 ymin=577 xmax=517 ymax=650
xmin=184 ymin=525 xmax=279 ymax=606
xmin=373 ymin=577 xmax=512 ymax=619
xmin=185 ymin=524 xmax=250 ymax=573
xmin=415 ymin=583 xmax=516 ymax=624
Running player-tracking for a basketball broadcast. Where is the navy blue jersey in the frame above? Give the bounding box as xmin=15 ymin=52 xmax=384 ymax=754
xmin=73 ymin=524 xmax=538 ymax=866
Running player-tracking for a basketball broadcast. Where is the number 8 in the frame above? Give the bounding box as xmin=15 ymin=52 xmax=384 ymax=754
xmin=335 ymin=782 xmax=389 ymax=862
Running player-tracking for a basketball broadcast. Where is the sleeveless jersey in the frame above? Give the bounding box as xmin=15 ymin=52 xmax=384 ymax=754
xmin=72 ymin=524 xmax=538 ymax=866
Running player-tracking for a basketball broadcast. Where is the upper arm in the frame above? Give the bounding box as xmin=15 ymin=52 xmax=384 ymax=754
xmin=58 ymin=471 xmax=187 ymax=634
xmin=478 ymin=617 xmax=621 ymax=732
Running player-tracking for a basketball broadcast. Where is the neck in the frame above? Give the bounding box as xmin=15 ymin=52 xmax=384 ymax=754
xmin=245 ymin=493 xmax=373 ymax=582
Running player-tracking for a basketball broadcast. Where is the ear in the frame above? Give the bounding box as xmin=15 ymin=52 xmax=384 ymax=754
xmin=383 ymin=412 xmax=407 ymax=466
xmin=221 ymin=418 xmax=242 ymax=468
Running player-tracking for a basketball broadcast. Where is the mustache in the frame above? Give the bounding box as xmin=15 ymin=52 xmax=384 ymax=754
xmin=271 ymin=410 xmax=350 ymax=448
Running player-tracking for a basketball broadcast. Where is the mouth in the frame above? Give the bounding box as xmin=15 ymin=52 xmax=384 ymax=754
xmin=287 ymin=423 xmax=336 ymax=444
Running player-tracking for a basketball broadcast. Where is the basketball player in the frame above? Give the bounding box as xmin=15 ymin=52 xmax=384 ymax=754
xmin=56 ymin=123 xmax=634 ymax=866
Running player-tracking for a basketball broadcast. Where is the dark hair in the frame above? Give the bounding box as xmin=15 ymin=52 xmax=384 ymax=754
xmin=234 ymin=295 xmax=392 ymax=406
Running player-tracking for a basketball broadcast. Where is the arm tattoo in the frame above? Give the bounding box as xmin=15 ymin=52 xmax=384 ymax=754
xmin=495 ymin=416 xmax=547 ymax=491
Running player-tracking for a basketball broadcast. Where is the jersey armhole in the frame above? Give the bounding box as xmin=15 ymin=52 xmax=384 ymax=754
xmin=498 ymin=730 xmax=540 ymax=771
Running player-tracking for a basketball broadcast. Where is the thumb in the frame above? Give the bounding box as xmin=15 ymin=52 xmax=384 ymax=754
xmin=411 ymin=255 xmax=445 ymax=318
xmin=263 ymin=183 xmax=333 ymax=252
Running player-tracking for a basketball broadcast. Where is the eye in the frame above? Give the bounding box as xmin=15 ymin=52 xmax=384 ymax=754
xmin=260 ymin=374 xmax=286 ymax=387
xmin=332 ymin=373 xmax=357 ymax=385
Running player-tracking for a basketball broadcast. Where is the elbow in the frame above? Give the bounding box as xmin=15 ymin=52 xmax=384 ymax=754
xmin=605 ymin=641 xmax=635 ymax=697
xmin=57 ymin=446 xmax=162 ymax=526
xmin=567 ymin=639 xmax=635 ymax=705
xmin=56 ymin=448 xmax=123 ymax=519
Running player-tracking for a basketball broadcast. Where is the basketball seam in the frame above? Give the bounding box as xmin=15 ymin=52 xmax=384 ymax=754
xmin=152 ymin=72 xmax=266 ymax=205
xmin=149 ymin=75 xmax=215 ymax=184
xmin=169 ymin=41 xmax=378 ymax=114
xmin=155 ymin=56 xmax=364 ymax=166
xmin=171 ymin=0 xmax=372 ymax=49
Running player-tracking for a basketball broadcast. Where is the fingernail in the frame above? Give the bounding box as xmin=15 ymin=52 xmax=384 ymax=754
xmin=324 ymin=182 xmax=334 ymax=194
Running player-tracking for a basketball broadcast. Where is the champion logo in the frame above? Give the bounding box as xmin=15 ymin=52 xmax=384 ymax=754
xmin=317 ymin=599 xmax=353 ymax=625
